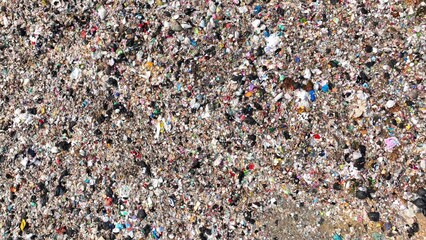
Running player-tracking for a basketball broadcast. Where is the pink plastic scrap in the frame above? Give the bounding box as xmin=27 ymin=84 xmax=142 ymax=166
xmin=384 ymin=137 xmax=400 ymax=152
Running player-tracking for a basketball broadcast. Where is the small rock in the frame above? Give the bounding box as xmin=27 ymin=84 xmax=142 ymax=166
xmin=107 ymin=78 xmax=118 ymax=87
xmin=356 ymin=190 xmax=369 ymax=200
xmin=98 ymin=6 xmax=106 ymax=20
xmin=170 ymin=20 xmax=183 ymax=31
xmin=184 ymin=8 xmax=195 ymax=15
xmin=385 ymin=100 xmax=396 ymax=109
xmin=252 ymin=19 xmax=261 ymax=28
xmin=21 ymin=158 xmax=28 ymax=167
xmin=27 ymin=108 xmax=37 ymax=115
xmin=57 ymin=141 xmax=71 ymax=151
xmin=137 ymin=209 xmax=147 ymax=219
xmin=333 ymin=182 xmax=342 ymax=191
xmin=303 ymin=69 xmax=311 ymax=79
xmin=51 ymin=146 xmax=59 ymax=154
xmin=352 ymin=151 xmax=363 ymax=160
xmin=367 ymin=212 xmax=380 ymax=222
xmin=27 ymin=148 xmax=36 ymax=158
xmin=181 ymin=23 xmax=192 ymax=29
xmin=365 ymin=45 xmax=373 ymax=53
xmin=413 ymin=198 xmax=426 ymax=209
xmin=55 ymin=184 xmax=66 ymax=196
xmin=23 ymin=79 xmax=30 ymax=86
xmin=417 ymin=188 xmax=426 ymax=197
xmin=70 ymin=68 xmax=81 ymax=80
xmin=421 ymin=160 xmax=426 ymax=170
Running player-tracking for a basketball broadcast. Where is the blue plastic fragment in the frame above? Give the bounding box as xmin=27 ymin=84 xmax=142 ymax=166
xmin=309 ymin=90 xmax=316 ymax=102
xmin=254 ymin=6 xmax=262 ymax=14
xmin=264 ymin=30 xmax=270 ymax=37
xmin=321 ymin=84 xmax=329 ymax=92
xmin=333 ymin=233 xmax=343 ymax=240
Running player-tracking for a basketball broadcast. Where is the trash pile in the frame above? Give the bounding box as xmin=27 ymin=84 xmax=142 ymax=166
xmin=0 ymin=0 xmax=425 ymax=239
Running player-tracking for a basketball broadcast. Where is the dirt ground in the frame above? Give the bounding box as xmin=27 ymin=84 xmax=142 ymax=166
xmin=260 ymin=201 xmax=426 ymax=240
